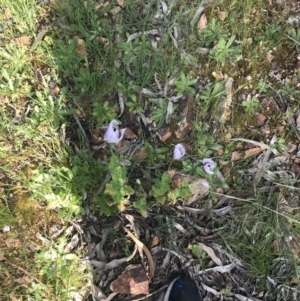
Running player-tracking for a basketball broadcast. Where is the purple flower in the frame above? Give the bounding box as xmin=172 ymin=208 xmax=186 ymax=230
xmin=200 ymin=179 xmax=210 ymax=187
xmin=104 ymin=120 xmax=126 ymax=144
xmin=203 ymin=158 xmax=215 ymax=174
xmin=173 ymin=144 xmax=186 ymax=160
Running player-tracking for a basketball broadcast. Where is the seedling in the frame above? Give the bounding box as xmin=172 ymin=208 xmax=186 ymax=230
xmin=174 ymin=71 xmax=197 ymax=96
xmin=209 ymin=35 xmax=241 ymax=66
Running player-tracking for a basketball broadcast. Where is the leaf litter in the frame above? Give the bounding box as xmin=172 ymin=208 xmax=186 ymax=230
xmin=2 ymin=0 xmax=300 ymax=300
xmin=68 ymin=0 xmax=300 ymax=299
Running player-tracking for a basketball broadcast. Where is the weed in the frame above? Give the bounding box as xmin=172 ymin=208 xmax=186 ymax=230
xmin=196 ymin=80 xmax=226 ymax=118
xmin=29 ymin=239 xmax=89 ymax=301
xmin=150 ymin=98 xmax=170 ymax=128
xmin=1 ymin=0 xmax=300 ymax=298
xmin=281 ymin=82 xmax=300 ymax=102
xmin=242 ymin=96 xmax=260 ymax=115
xmin=200 ymin=18 xmax=228 ymax=46
xmin=96 ymin=154 xmax=134 ymax=215
xmin=149 ymin=172 xmax=172 ymax=204
xmin=209 ymin=35 xmax=242 ymax=66
xmin=192 ymin=121 xmax=220 ymax=158
xmin=93 ymin=100 xmax=118 ymax=127
xmin=0 ymin=205 xmax=15 ymax=229
xmin=174 ymin=71 xmax=197 ymax=96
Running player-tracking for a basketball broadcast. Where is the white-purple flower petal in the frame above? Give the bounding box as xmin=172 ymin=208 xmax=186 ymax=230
xmin=200 ymin=179 xmax=210 ymax=187
xmin=173 ymin=143 xmax=186 ymax=160
xmin=202 ymin=158 xmax=215 ymax=174
xmin=104 ymin=120 xmax=126 ymax=144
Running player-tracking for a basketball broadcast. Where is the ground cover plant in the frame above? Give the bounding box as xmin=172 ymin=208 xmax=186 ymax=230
xmin=0 ymin=0 xmax=300 ymax=300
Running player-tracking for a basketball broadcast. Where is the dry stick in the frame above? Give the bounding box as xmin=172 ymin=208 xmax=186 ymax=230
xmin=5 ymin=260 xmax=44 ymax=286
xmin=214 ymin=192 xmax=300 ymax=225
xmin=123 ymin=227 xmax=155 ymax=281
xmin=284 ymin=34 xmax=300 ymax=46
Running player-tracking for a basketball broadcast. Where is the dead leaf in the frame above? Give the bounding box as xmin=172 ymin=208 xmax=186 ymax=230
xmin=51 ymin=85 xmax=60 ymax=96
xmin=117 ymin=0 xmax=124 ymax=7
xmin=293 ymin=163 xmax=300 ymax=174
xmin=110 ymin=264 xmax=149 ymax=295
xmin=255 ymin=113 xmax=266 ymax=126
xmin=266 ymin=52 xmax=274 ymax=62
xmin=151 ymin=236 xmax=160 ymax=247
xmin=230 ymin=147 xmax=263 ymax=162
xmin=4 ymin=239 xmax=21 ymax=249
xmin=14 ymin=37 xmax=31 ymax=46
xmin=76 ymin=38 xmax=87 ymax=56
xmin=158 ymin=126 xmax=172 ymax=142
xmin=244 ymin=147 xmax=263 ymax=158
xmin=212 ymin=71 xmax=227 ymax=80
xmin=197 ymin=243 xmax=223 ymax=266
xmin=97 ymin=37 xmax=110 ymax=48
xmin=169 ymin=170 xmax=209 ymax=205
xmin=165 ymin=100 xmax=174 ymax=124
xmin=4 ymin=8 xmax=12 ymax=20
xmin=216 ymin=11 xmax=228 ymax=21
xmin=14 ymin=275 xmax=31 ymax=284
xmin=175 ymin=95 xmax=195 ymax=139
xmin=0 ymin=253 xmax=6 ymax=261
xmin=111 ymin=6 xmax=122 ymax=15
xmin=197 ymin=14 xmax=207 ymax=34
xmin=124 ymin=128 xmax=137 ymax=139
xmin=10 ymin=297 xmax=22 ymax=301
xmin=220 ymin=77 xmax=233 ymax=123
xmin=64 ymin=233 xmax=79 ymax=253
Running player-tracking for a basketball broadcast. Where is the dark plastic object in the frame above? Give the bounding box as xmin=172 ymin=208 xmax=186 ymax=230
xmin=169 ymin=277 xmax=202 ymax=301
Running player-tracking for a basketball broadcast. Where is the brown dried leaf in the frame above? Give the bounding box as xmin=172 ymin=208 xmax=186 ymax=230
xmin=14 ymin=37 xmax=31 ymax=46
xmin=14 ymin=276 xmax=31 ymax=285
xmin=244 ymin=147 xmax=263 ymax=158
xmin=266 ymin=52 xmax=274 ymax=62
xmin=198 ymin=243 xmax=223 ymax=266
xmin=111 ymin=6 xmax=121 ymax=15
xmin=117 ymin=0 xmax=124 ymax=7
xmin=220 ymin=77 xmax=233 ymax=123
xmin=10 ymin=297 xmax=22 ymax=301
xmin=216 ymin=11 xmax=228 ymax=21
xmin=110 ymin=264 xmax=149 ymax=295
xmin=124 ymin=128 xmax=137 ymax=139
xmin=231 ymin=151 xmax=242 ymax=162
xmin=151 ymin=236 xmax=160 ymax=247
xmin=255 ymin=113 xmax=266 ymax=126
xmin=0 ymin=253 xmax=6 ymax=261
xmin=159 ymin=126 xmax=172 ymax=142
xmin=175 ymin=95 xmax=196 ymax=139
xmin=52 ymin=85 xmax=60 ymax=96
xmin=4 ymin=8 xmax=12 ymax=19
xmin=97 ymin=37 xmax=110 ymax=48
xmin=169 ymin=170 xmax=209 ymax=204
xmin=4 ymin=239 xmax=21 ymax=249
xmin=76 ymin=38 xmax=87 ymax=56
xmin=197 ymin=14 xmax=207 ymax=33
